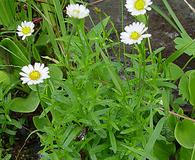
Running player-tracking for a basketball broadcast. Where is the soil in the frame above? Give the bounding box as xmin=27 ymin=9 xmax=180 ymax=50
xmin=4 ymin=0 xmax=195 ymax=159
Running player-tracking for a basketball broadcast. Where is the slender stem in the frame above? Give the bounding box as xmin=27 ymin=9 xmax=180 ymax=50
xmin=15 ymin=130 xmax=38 ymax=160
xmin=121 ymin=0 xmax=126 ymax=65
xmin=36 ymin=84 xmax=41 ymax=100
xmin=36 ymin=85 xmax=49 ymax=120
xmin=191 ymin=144 xmax=195 ymax=160
xmin=182 ymin=56 xmax=194 ymax=70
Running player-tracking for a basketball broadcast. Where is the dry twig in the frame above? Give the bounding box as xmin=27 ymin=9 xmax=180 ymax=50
xmin=184 ymin=0 xmax=195 ymax=13
xmin=160 ymin=108 xmax=195 ymax=123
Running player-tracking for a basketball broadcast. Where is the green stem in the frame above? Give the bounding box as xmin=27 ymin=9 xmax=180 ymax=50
xmin=191 ymin=143 xmax=195 ymax=160
xmin=36 ymin=85 xmax=49 ymax=121
xmin=121 ymin=0 xmax=126 ymax=66
xmin=182 ymin=56 xmax=194 ymax=71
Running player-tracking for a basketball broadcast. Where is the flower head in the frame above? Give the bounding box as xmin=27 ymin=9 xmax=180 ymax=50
xmin=66 ymin=4 xmax=90 ymax=19
xmin=125 ymin=0 xmax=153 ymax=16
xmin=17 ymin=21 xmax=35 ymax=40
xmin=120 ymin=22 xmax=151 ymax=45
xmin=20 ymin=63 xmax=50 ymax=85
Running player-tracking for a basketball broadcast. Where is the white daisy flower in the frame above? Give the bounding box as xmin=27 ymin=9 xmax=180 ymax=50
xmin=17 ymin=21 xmax=35 ymax=40
xmin=66 ymin=4 xmax=90 ymax=19
xmin=120 ymin=22 xmax=151 ymax=45
xmin=125 ymin=0 xmax=153 ymax=16
xmin=20 ymin=63 xmax=50 ymax=85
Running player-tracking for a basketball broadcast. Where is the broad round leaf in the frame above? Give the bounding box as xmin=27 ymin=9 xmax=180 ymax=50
xmin=175 ymin=120 xmax=195 ymax=149
xmin=9 ymin=91 xmax=40 ymax=113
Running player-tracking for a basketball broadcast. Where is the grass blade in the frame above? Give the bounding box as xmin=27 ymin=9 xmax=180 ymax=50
xmin=162 ymin=0 xmax=187 ymax=34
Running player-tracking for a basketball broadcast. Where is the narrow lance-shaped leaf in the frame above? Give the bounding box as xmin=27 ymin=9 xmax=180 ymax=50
xmin=143 ymin=117 xmax=166 ymax=158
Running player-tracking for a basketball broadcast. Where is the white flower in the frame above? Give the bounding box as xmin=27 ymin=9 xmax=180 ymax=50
xmin=120 ymin=22 xmax=151 ymax=45
xmin=125 ymin=0 xmax=153 ymax=16
xmin=20 ymin=63 xmax=50 ymax=85
xmin=66 ymin=4 xmax=90 ymax=19
xmin=17 ymin=21 xmax=35 ymax=40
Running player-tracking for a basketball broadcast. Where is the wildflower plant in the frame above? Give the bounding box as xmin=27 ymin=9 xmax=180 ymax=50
xmin=17 ymin=21 xmax=35 ymax=40
xmin=20 ymin=63 xmax=50 ymax=85
xmin=120 ymin=22 xmax=151 ymax=45
xmin=0 ymin=0 xmax=195 ymax=159
xmin=66 ymin=4 xmax=90 ymax=19
xmin=125 ymin=0 xmax=153 ymax=16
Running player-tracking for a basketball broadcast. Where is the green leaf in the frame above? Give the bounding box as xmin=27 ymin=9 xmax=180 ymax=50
xmin=144 ymin=117 xmax=166 ymax=155
xmin=189 ymin=72 xmax=195 ymax=107
xmin=89 ymin=144 xmax=109 ymax=155
xmin=121 ymin=143 xmax=157 ymax=160
xmin=177 ymin=147 xmax=193 ymax=160
xmin=109 ymin=130 xmax=117 ymax=153
xmin=136 ymin=14 xmax=147 ymax=24
xmin=166 ymin=63 xmax=183 ymax=80
xmin=0 ymin=0 xmax=16 ymax=27
xmin=35 ymin=33 xmax=49 ymax=46
xmin=179 ymin=74 xmax=190 ymax=100
xmin=4 ymin=128 xmax=16 ymax=135
xmin=33 ymin=116 xmax=50 ymax=132
xmin=3 ymin=154 xmax=12 ymax=160
xmin=63 ymin=127 xmax=81 ymax=147
xmin=52 ymin=0 xmax=66 ymax=37
xmin=0 ymin=71 xmax=10 ymax=86
xmin=0 ymin=38 xmax=29 ymax=66
xmin=8 ymin=119 xmax=22 ymax=129
xmin=94 ymin=128 xmax=107 ymax=138
xmin=88 ymin=17 xmax=110 ymax=40
xmin=175 ymin=120 xmax=195 ymax=149
xmin=162 ymin=0 xmax=187 ymax=34
xmin=162 ymin=90 xmax=170 ymax=115
xmin=152 ymin=140 xmax=176 ymax=160
xmin=48 ymin=64 xmax=63 ymax=81
xmin=174 ymin=33 xmax=195 ymax=56
xmin=101 ymin=51 xmax=122 ymax=94
xmin=9 ymin=91 xmax=40 ymax=113
xmin=165 ymin=39 xmax=195 ymax=64
xmin=156 ymin=80 xmax=177 ymax=89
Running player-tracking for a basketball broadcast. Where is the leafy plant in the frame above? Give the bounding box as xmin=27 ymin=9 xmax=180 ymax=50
xmin=0 ymin=0 xmax=195 ymax=159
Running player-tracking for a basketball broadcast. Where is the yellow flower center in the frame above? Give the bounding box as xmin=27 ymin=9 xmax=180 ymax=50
xmin=130 ymin=31 xmax=141 ymax=40
xmin=29 ymin=71 xmax=41 ymax=80
xmin=134 ymin=0 xmax=145 ymax=10
xmin=73 ymin=9 xmax=80 ymax=14
xmin=21 ymin=27 xmax=31 ymax=35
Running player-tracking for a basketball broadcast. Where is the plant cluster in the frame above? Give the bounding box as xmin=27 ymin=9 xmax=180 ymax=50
xmin=0 ymin=0 xmax=195 ymax=159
